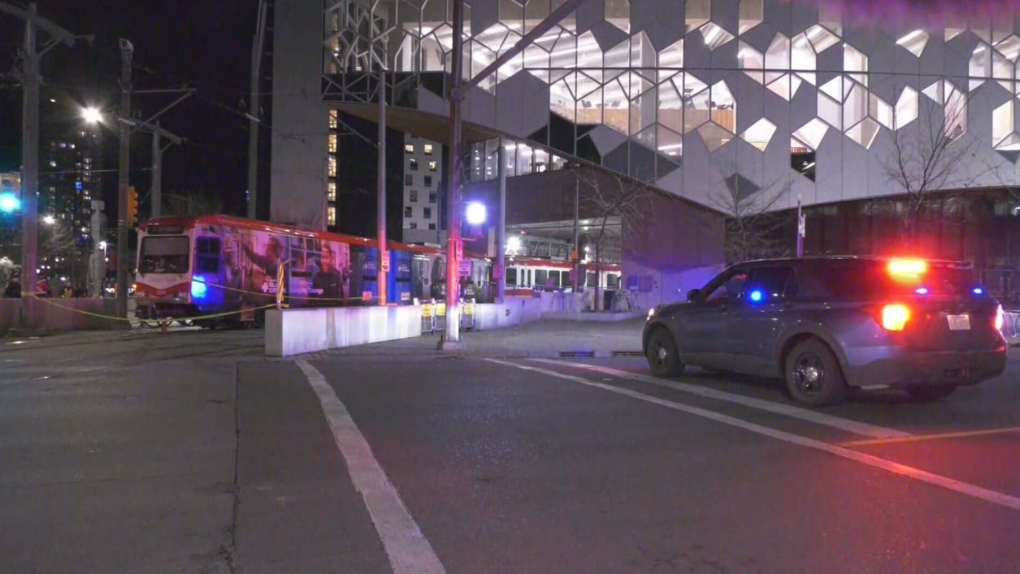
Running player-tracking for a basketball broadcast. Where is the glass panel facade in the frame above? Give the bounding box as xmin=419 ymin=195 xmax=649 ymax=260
xmin=322 ymin=0 xmax=1020 ymax=207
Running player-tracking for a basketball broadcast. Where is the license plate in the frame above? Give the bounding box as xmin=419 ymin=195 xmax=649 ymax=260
xmin=947 ymin=314 xmax=971 ymax=331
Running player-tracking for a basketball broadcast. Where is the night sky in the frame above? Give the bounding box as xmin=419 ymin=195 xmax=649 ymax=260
xmin=0 ymin=0 xmax=255 ymax=216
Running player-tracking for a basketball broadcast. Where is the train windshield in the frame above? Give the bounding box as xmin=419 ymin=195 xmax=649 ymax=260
xmin=139 ymin=236 xmax=190 ymax=274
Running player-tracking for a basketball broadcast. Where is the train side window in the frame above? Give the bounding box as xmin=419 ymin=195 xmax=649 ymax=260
xmin=506 ymin=267 xmax=517 ymax=286
xmin=197 ymin=237 xmax=221 ymax=273
xmin=535 ymin=269 xmax=548 ymax=286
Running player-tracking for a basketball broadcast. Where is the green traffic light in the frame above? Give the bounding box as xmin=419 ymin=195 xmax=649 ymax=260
xmin=0 ymin=193 xmax=21 ymax=213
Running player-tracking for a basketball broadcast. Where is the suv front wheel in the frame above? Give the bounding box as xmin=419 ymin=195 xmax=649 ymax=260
xmin=784 ymin=339 xmax=846 ymax=407
xmin=647 ymin=328 xmax=685 ymax=377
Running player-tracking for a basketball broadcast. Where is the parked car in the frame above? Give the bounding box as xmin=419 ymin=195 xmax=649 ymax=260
xmin=643 ymin=256 xmax=1008 ymax=407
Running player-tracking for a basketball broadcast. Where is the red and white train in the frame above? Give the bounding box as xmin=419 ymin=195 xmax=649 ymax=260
xmin=133 ymin=215 xmax=622 ymax=327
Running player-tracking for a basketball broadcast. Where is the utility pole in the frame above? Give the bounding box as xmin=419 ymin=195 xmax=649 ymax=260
xmin=443 ymin=0 xmax=589 ymax=344
xmin=116 ymin=39 xmax=133 ymax=320
xmin=573 ymin=172 xmax=580 ymax=292
xmin=496 ymin=142 xmax=506 ymax=303
xmin=0 ymin=2 xmax=75 ymax=296
xmin=377 ymin=70 xmax=388 ymax=306
xmin=445 ymin=0 xmax=465 ymax=344
xmin=148 ymin=121 xmax=183 ymax=219
xmin=120 ymin=88 xmax=191 ymax=221
xmin=247 ymin=0 xmax=269 ymax=220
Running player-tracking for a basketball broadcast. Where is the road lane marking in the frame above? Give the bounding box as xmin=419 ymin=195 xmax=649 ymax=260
xmin=531 ymin=359 xmax=911 ymax=440
xmin=841 ymin=426 xmax=1020 ymax=447
xmin=295 ymin=360 xmax=447 ymax=574
xmin=489 ymin=359 xmax=1020 ymax=513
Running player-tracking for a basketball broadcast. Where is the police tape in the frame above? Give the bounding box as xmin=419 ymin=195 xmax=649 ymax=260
xmin=24 ymin=293 xmax=278 ymax=324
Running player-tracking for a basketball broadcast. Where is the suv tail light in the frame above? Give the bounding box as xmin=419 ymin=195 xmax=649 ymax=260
xmin=996 ymin=305 xmax=1005 ymax=331
xmin=881 ymin=304 xmax=911 ymax=331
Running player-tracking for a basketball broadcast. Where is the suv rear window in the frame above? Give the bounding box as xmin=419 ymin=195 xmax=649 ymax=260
xmin=797 ymin=260 xmax=977 ymax=302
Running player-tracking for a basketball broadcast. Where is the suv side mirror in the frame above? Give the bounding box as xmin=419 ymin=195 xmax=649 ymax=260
xmin=686 ymin=288 xmax=701 ymax=302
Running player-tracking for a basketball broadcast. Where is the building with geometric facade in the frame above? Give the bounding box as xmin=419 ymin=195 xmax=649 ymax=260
xmin=270 ymin=0 xmax=1020 ymax=301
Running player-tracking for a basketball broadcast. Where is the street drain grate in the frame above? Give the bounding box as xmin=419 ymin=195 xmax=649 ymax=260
xmin=559 ymin=351 xmax=595 ymax=358
xmin=611 ymin=350 xmax=644 ymax=357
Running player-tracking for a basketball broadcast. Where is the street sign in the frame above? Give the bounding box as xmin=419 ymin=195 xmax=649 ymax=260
xmin=458 ymin=259 xmax=472 ymax=277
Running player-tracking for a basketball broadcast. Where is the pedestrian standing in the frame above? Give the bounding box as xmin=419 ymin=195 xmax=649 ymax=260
xmin=3 ymin=276 xmax=22 ymax=298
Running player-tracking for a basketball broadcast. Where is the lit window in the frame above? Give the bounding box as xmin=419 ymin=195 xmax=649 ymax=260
xmin=428 ymin=160 xmax=437 ymax=171
xmin=328 ymin=157 xmax=337 ymax=178
xmin=327 ymin=207 xmax=336 ymax=226
xmin=329 ymin=110 xmax=338 ymax=129
xmin=327 ymin=182 xmax=336 ymax=202
xmin=405 ymin=144 xmax=415 ymax=154
xmin=328 ymin=134 xmax=337 ymax=153
xmin=424 ymin=144 xmax=433 ymax=155
xmin=844 ymin=44 xmax=868 ymax=86
xmin=699 ymin=23 xmax=734 ymax=51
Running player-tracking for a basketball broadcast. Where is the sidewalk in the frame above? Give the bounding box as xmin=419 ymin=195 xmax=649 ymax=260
xmin=310 ymin=318 xmax=647 ymax=360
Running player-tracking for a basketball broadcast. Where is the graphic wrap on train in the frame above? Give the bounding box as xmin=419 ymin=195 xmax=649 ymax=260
xmin=134 ymin=215 xmax=621 ymax=328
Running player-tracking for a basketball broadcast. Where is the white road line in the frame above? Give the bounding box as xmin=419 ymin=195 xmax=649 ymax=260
xmin=531 ymin=359 xmax=911 ymax=440
xmin=488 ymin=359 xmax=1020 ymax=513
xmin=295 ymin=360 xmax=447 ymax=574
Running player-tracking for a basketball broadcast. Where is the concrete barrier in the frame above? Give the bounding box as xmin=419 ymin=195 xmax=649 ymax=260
xmin=0 ymin=298 xmax=124 ymax=336
xmin=1005 ymin=311 xmax=1020 ymax=346
xmin=265 ymin=305 xmax=422 ymax=357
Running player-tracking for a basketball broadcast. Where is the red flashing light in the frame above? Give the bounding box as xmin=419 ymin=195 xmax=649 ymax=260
xmin=881 ymin=303 xmax=911 ymax=331
xmin=888 ymin=258 xmax=928 ymax=280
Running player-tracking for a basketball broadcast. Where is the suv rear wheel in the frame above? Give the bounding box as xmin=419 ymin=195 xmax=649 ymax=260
xmin=905 ymin=384 xmax=958 ymax=402
xmin=784 ymin=339 xmax=846 ymax=407
xmin=647 ymin=329 xmax=685 ymax=377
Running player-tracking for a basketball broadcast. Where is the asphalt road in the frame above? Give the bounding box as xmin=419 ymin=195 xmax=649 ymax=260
xmin=2 ymin=329 xmax=1020 ymax=573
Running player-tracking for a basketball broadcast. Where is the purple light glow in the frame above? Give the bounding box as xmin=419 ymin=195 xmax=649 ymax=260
xmin=791 ymin=0 xmax=1017 ymax=27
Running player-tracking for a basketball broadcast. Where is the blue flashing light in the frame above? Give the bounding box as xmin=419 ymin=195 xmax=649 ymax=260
xmin=915 ymin=287 xmax=929 ymax=295
xmin=0 ymin=192 xmax=20 ymax=213
xmin=191 ymin=277 xmax=208 ymax=299
xmin=973 ymin=287 xmax=984 ymax=296
xmin=749 ymin=289 xmax=763 ymax=303
xmin=465 ymin=201 xmax=487 ymax=225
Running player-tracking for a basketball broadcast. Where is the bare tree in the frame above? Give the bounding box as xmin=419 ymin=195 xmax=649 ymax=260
xmin=0 ymin=256 xmax=16 ymax=289
xmin=575 ymin=167 xmax=655 ymax=311
xmin=881 ymin=87 xmax=983 ymax=246
xmin=38 ymin=220 xmax=88 ymax=286
xmin=709 ymin=159 xmax=792 ymax=264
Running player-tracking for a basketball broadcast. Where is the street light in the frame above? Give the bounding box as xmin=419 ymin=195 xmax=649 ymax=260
xmin=82 ymin=107 xmax=101 ymax=124
xmin=42 ymin=215 xmax=55 ymax=225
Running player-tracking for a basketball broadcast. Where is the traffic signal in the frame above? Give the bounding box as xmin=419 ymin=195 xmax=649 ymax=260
xmin=126 ymin=187 xmax=139 ymax=227
xmin=0 ymin=192 xmax=20 ymax=214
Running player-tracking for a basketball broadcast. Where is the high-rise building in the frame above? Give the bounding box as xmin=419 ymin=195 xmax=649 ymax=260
xmin=37 ymin=123 xmax=103 ymax=286
xmin=401 ymin=134 xmax=444 ymax=244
